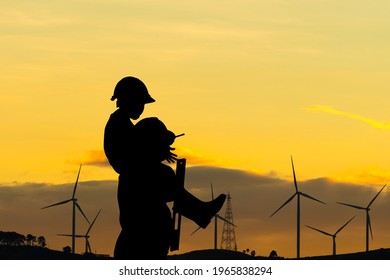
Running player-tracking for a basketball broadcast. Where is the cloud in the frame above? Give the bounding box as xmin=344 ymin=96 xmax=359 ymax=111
xmin=173 ymin=147 xmax=222 ymax=166
xmin=80 ymin=150 xmax=110 ymax=168
xmin=1 ymin=166 xmax=390 ymax=258
xmin=76 ymin=147 xmax=218 ymax=168
xmin=307 ymin=105 xmax=390 ymax=130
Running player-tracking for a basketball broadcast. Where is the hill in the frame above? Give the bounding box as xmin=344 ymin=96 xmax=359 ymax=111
xmin=169 ymin=249 xmax=270 ymax=260
xmin=0 ymin=245 xmax=110 ymax=260
xmin=172 ymin=248 xmax=390 ymax=260
xmin=303 ymin=248 xmax=390 ymax=260
xmin=2 ymin=245 xmax=390 ymax=260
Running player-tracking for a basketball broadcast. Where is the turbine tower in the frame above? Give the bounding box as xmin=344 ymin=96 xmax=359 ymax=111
xmin=58 ymin=209 xmax=101 ymax=254
xmin=270 ymin=156 xmax=326 ymax=259
xmin=220 ymin=192 xmax=238 ymax=251
xmin=42 ymin=165 xmax=90 ymax=254
xmin=191 ymin=183 xmax=236 ymax=250
xmin=306 ymin=216 xmax=355 ymax=255
xmin=337 ymin=184 xmax=386 ymax=252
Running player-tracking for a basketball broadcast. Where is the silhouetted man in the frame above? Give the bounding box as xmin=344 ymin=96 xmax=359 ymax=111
xmin=114 ymin=117 xmax=226 ymax=259
xmin=113 ymin=117 xmax=179 ymax=259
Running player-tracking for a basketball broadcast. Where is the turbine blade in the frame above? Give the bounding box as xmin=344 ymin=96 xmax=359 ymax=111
xmin=368 ymin=184 xmax=386 ymax=208
xmin=300 ymin=192 xmax=326 ymax=205
xmin=368 ymin=213 xmax=373 ymax=240
xmin=75 ymin=202 xmax=90 ymax=224
xmin=211 ymin=182 xmax=214 ymax=200
xmin=216 ymin=214 xmax=237 ymax=227
xmin=41 ymin=199 xmax=73 ymax=209
xmin=305 ymin=225 xmax=332 ymax=237
xmin=335 ymin=216 xmax=356 ymax=235
xmin=86 ymin=209 xmax=101 ymax=235
xmin=190 ymin=226 xmax=201 ymax=235
xmin=291 ymin=156 xmax=298 ymax=193
xmin=72 ymin=164 xmax=82 ymax=199
xmin=57 ymin=234 xmax=84 ymax=238
xmin=270 ymin=193 xmax=297 ymax=217
xmin=337 ymin=202 xmax=365 ymax=210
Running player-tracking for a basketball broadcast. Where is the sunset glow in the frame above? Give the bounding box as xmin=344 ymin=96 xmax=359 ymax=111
xmin=1 ymin=0 xmax=390 ymax=258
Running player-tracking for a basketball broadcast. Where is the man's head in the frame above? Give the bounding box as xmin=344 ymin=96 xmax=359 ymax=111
xmin=111 ymin=76 xmax=155 ymax=119
xmin=134 ymin=117 xmax=176 ymax=162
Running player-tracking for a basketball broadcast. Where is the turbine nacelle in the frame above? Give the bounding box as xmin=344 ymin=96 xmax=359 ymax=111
xmin=306 ymin=216 xmax=355 ymax=255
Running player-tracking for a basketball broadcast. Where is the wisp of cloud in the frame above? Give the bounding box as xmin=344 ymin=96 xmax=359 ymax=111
xmin=306 ymin=105 xmax=390 ymax=130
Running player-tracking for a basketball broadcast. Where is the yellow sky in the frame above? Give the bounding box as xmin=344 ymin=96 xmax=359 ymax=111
xmin=1 ymin=0 xmax=390 ymax=258
xmin=2 ymin=0 xmax=390 ymax=185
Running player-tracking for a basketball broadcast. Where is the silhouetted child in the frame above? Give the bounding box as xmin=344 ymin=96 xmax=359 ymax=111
xmin=104 ymin=77 xmax=156 ymax=175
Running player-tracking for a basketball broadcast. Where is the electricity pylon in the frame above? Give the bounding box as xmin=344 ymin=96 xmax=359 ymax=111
xmin=220 ymin=193 xmax=238 ymax=251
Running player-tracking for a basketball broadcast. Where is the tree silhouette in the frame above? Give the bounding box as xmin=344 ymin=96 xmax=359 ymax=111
xmin=37 ymin=236 xmax=46 ymax=248
xmin=63 ymin=246 xmax=71 ymax=253
xmin=25 ymin=234 xmax=37 ymax=246
xmin=269 ymin=250 xmax=278 ymax=258
xmin=0 ymin=231 xmax=26 ymax=246
xmin=251 ymin=250 xmax=256 ymax=257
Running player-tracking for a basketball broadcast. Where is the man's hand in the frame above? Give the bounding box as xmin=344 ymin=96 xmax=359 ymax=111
xmin=165 ymin=147 xmax=178 ymax=163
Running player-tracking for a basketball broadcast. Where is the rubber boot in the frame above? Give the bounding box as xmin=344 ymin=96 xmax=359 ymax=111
xmin=174 ymin=189 xmax=226 ymax=229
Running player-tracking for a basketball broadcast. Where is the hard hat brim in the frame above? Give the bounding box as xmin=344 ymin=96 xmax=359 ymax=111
xmin=144 ymin=95 xmax=155 ymax=104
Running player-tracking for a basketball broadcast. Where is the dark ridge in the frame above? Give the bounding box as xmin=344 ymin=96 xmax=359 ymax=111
xmin=168 ymin=249 xmax=276 ymax=260
xmin=0 ymin=245 xmax=111 ymax=260
xmin=2 ymin=245 xmax=390 ymax=260
xmin=302 ymin=248 xmax=390 ymax=260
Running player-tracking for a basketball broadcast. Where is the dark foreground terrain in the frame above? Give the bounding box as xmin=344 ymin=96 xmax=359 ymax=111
xmin=1 ymin=245 xmax=390 ymax=260
xmin=169 ymin=248 xmax=390 ymax=260
xmin=169 ymin=249 xmax=267 ymax=260
xmin=303 ymin=248 xmax=390 ymax=260
xmin=0 ymin=245 xmax=111 ymax=260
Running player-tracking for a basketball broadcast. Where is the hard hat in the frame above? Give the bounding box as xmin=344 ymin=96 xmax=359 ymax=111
xmin=111 ymin=76 xmax=155 ymax=103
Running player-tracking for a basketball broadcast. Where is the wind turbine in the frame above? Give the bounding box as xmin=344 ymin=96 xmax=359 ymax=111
xmin=306 ymin=216 xmax=355 ymax=255
xmin=58 ymin=209 xmax=101 ymax=254
xmin=42 ymin=164 xmax=90 ymax=254
xmin=270 ymin=156 xmax=326 ymax=259
xmin=337 ymin=184 xmax=386 ymax=252
xmin=191 ymin=183 xmax=237 ymax=250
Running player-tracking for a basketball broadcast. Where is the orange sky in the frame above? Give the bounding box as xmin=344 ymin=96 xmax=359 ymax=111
xmin=1 ymin=0 xmax=390 ymax=258
xmin=1 ymin=167 xmax=390 ymax=258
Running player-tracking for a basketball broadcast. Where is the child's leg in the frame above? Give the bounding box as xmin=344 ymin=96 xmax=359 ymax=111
xmin=173 ymin=189 xmax=226 ymax=229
